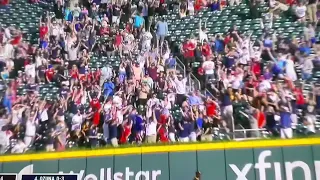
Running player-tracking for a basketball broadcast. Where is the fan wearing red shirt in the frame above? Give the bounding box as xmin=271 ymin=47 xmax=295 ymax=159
xmin=286 ymin=0 xmax=296 ymax=6
xmin=201 ymin=42 xmax=212 ymax=58
xmin=120 ymin=120 xmax=132 ymax=144
xmin=294 ymin=87 xmax=305 ymax=107
xmin=10 ymin=34 xmax=22 ymax=46
xmin=89 ymin=90 xmax=102 ymax=111
xmin=45 ymin=65 xmax=55 ymax=83
xmin=251 ymin=59 xmax=261 ymax=77
xmin=90 ymin=97 xmax=101 ymax=110
xmin=206 ymin=97 xmax=218 ymax=117
xmin=224 ymin=34 xmax=232 ymax=45
xmin=194 ymin=0 xmax=202 ymax=12
xmin=90 ymin=91 xmax=102 ymax=126
xmin=100 ymin=26 xmax=110 ymax=36
xmin=254 ymin=109 xmax=266 ymax=128
xmin=183 ymin=39 xmax=196 ymax=67
xmin=158 ymin=124 xmax=169 ymax=142
xmin=245 ymin=76 xmax=259 ymax=95
xmin=288 ymin=81 xmax=305 ymax=109
xmin=125 ymin=23 xmax=133 ymax=33
xmin=39 ymin=23 xmax=49 ymax=40
xmin=0 ymin=0 xmax=9 ymax=6
xmin=93 ymin=69 xmax=101 ymax=83
xmin=70 ymin=65 xmax=79 ymax=80
xmin=92 ymin=108 xmax=101 ymax=126
xmin=114 ymin=31 xmax=123 ymax=48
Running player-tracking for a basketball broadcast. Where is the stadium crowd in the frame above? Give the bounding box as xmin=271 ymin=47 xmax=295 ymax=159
xmin=0 ymin=0 xmax=319 ymax=154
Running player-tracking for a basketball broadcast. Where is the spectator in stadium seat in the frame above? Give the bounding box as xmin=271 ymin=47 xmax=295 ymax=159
xmin=155 ymin=17 xmax=168 ymax=53
xmin=279 ymin=97 xmax=293 ymax=139
xmin=294 ymin=1 xmax=307 ymax=22
xmin=209 ymin=0 xmax=221 ymax=11
xmin=0 ymin=0 xmax=9 ymax=6
xmin=301 ymin=54 xmax=314 ymax=81
xmin=172 ymin=73 xmax=188 ymax=107
xmin=200 ymin=116 xmax=214 ymax=141
xmin=134 ymin=12 xmax=144 ymax=30
xmin=220 ymin=87 xmax=234 ymax=134
xmin=182 ymin=38 xmax=196 ymax=68
xmin=145 ymin=110 xmax=157 ymax=143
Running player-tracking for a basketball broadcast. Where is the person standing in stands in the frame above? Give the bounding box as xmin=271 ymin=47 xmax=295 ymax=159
xmin=148 ymin=0 xmax=157 ymax=31
xmin=182 ymin=37 xmax=196 ymax=68
xmin=279 ymin=94 xmax=293 ymax=139
xmin=0 ymin=0 xmax=9 ymax=6
xmin=171 ymin=73 xmax=188 ymax=107
xmin=134 ymin=12 xmax=145 ymax=32
xmin=155 ymin=17 xmax=168 ymax=53
xmin=54 ymin=1 xmax=64 ymax=21
xmin=220 ymin=86 xmax=234 ymax=134
xmin=307 ymin=0 xmax=318 ymax=23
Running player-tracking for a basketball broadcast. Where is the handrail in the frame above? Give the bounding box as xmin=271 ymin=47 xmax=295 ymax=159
xmin=204 ymin=88 xmax=214 ymax=98
xmin=233 ymin=128 xmax=269 ymax=140
xmin=190 ymin=73 xmax=201 ymax=91
xmin=237 ymin=124 xmax=247 ymax=139
xmin=175 ymin=56 xmax=186 ymax=77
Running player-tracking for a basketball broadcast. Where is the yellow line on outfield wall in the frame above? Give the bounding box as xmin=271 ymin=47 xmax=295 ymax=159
xmin=1 ymin=138 xmax=320 ymax=162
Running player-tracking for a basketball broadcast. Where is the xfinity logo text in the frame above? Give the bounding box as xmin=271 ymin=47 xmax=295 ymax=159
xmin=229 ymin=150 xmax=320 ymax=180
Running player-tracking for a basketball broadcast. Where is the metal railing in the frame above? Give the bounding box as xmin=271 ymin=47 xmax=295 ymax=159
xmin=233 ymin=128 xmax=271 ymax=141
xmin=175 ymin=56 xmax=186 ymax=77
xmin=174 ymin=56 xmax=207 ymax=94
xmin=204 ymin=88 xmax=214 ymax=98
xmin=189 ymin=73 xmax=201 ymax=92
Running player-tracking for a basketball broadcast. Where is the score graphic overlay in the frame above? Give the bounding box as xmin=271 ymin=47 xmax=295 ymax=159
xmin=0 ymin=174 xmax=17 ymax=180
xmin=21 ymin=174 xmax=78 ymax=180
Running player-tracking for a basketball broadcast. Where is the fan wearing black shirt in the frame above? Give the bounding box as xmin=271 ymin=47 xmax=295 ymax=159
xmin=201 ymin=117 xmax=213 ymax=141
xmin=112 ymin=4 xmax=122 ymax=25
xmin=105 ymin=41 xmax=115 ymax=58
xmin=121 ymin=1 xmax=132 ymax=24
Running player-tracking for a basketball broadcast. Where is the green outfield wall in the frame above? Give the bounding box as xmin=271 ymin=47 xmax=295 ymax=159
xmin=1 ymin=139 xmax=320 ymax=180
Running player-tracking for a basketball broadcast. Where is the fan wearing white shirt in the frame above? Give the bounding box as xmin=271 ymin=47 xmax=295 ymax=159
xmin=238 ymin=46 xmax=250 ymax=65
xmin=258 ymin=79 xmax=272 ymax=92
xmin=295 ymin=2 xmax=307 ymax=21
xmin=199 ymin=20 xmax=208 ymax=44
xmin=3 ymin=43 xmax=14 ymax=59
xmin=50 ymin=21 xmax=62 ymax=37
xmin=24 ymin=111 xmax=37 ymax=147
xmin=141 ymin=29 xmax=153 ymax=52
xmin=202 ymin=59 xmax=215 ymax=85
xmin=145 ymin=110 xmax=158 ymax=143
xmin=71 ymin=111 xmax=83 ymax=131
xmin=304 ymin=106 xmax=317 ymax=134
xmin=25 ymin=63 xmax=36 ymax=82
xmin=146 ymin=94 xmax=160 ymax=118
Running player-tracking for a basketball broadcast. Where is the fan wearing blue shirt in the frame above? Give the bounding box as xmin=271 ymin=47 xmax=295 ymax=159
xmin=131 ymin=114 xmax=144 ymax=143
xmin=267 ymin=48 xmax=286 ymax=77
xmin=214 ymin=37 xmax=224 ymax=53
xmin=103 ymin=79 xmax=115 ymax=98
xmin=134 ymin=13 xmax=144 ymax=29
xmin=165 ymin=55 xmax=176 ymax=70
xmin=299 ymin=43 xmax=311 ymax=56
xmin=279 ymin=105 xmax=293 ymax=139
xmin=188 ymin=92 xmax=202 ymax=106
xmin=196 ymin=115 xmax=204 ymax=129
